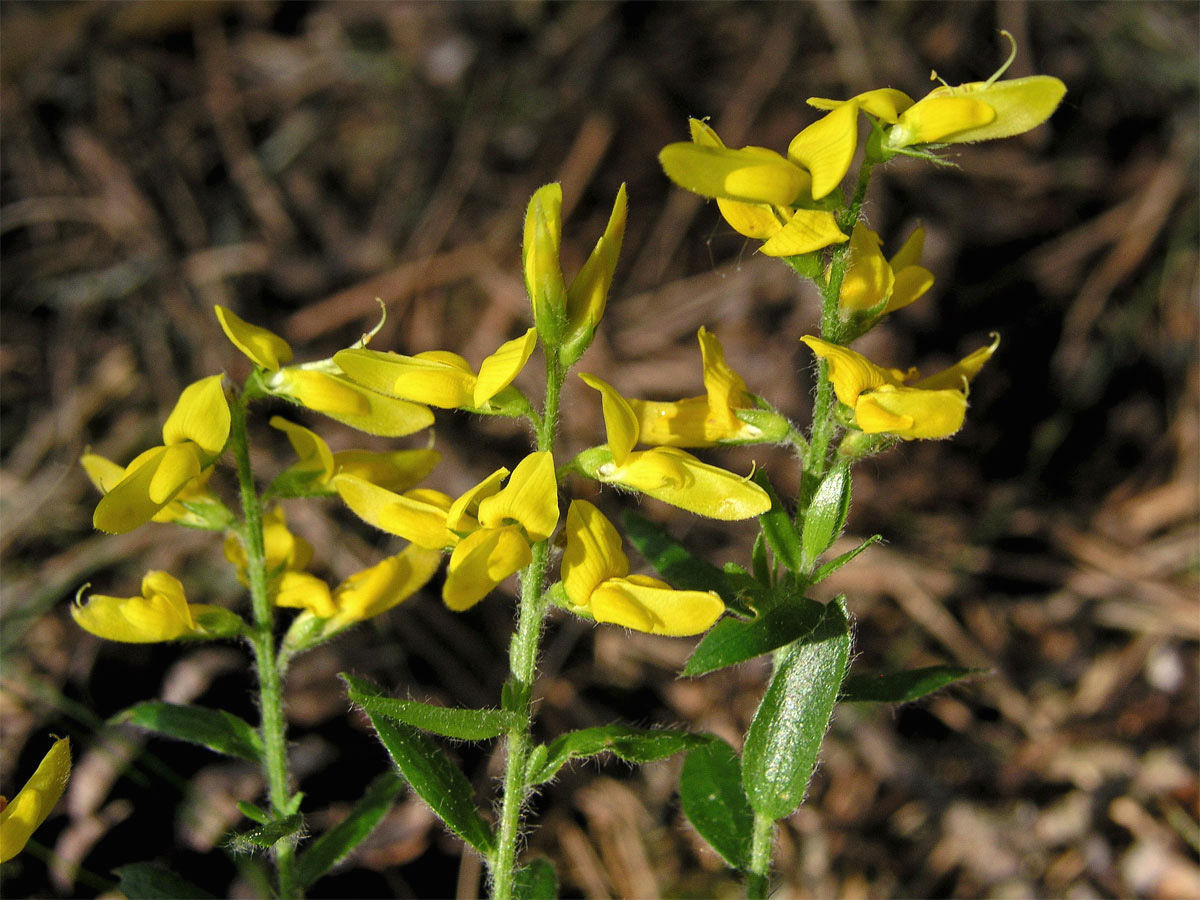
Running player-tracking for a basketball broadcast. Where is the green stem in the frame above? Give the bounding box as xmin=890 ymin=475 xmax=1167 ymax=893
xmin=230 ymin=387 xmax=300 ymax=899
xmin=746 ymin=810 xmax=776 ymax=900
xmin=490 ymin=347 xmax=565 ymax=899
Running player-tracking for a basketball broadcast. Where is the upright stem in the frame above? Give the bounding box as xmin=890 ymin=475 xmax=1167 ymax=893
xmin=230 ymin=387 xmax=299 ymax=899
xmin=746 ymin=810 xmax=776 ymax=900
xmin=491 ymin=348 xmax=565 ymax=900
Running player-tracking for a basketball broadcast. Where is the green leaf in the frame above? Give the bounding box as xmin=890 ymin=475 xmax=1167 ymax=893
xmin=679 ymin=740 xmax=753 ymax=871
xmin=529 ymin=725 xmax=713 ymax=785
xmin=512 ymin=858 xmax=558 ymax=900
xmin=683 ymin=595 xmax=830 ymax=677
xmin=296 ymin=772 xmax=405 ymax=889
xmin=114 ymin=863 xmax=217 ymax=899
xmin=840 ymin=665 xmax=984 ymax=703
xmin=753 ymin=470 xmax=803 ymax=573
xmin=237 ymin=801 xmax=270 ymax=825
xmin=345 ymin=675 xmax=517 ymax=741
xmin=622 ymin=510 xmax=738 ymax=607
xmin=227 ymin=814 xmax=304 ymax=853
xmin=356 ymin=697 xmax=495 ymax=854
xmin=112 ymin=702 xmax=263 ymax=763
xmin=800 ymin=464 xmax=851 ymax=571
xmin=742 ymin=598 xmax=851 ymax=820
xmin=810 ymin=534 xmax=881 ymax=584
xmin=751 ymin=532 xmax=770 ymax=585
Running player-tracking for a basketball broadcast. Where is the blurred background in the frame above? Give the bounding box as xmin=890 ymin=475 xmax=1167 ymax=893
xmin=1 ymin=2 xmax=1196 ymax=897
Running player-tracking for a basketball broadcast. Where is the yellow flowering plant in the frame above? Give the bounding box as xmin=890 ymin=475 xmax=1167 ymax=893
xmin=649 ymin=34 xmax=1063 ymax=900
xmin=71 ymin=30 xmax=1060 ymax=900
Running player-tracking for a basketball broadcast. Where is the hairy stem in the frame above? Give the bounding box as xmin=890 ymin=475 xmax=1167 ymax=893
xmin=746 ymin=810 xmax=776 ymax=900
xmin=231 ymin=387 xmax=299 ymax=899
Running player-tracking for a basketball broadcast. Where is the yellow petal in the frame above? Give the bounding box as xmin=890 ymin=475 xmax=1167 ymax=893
xmin=855 ymin=384 xmax=967 ymax=439
xmin=887 ymin=265 xmax=934 ymax=313
xmin=214 ymin=305 xmax=293 ymax=371
xmin=80 ymin=452 xmax=127 ymax=494
xmin=888 ymin=224 xmax=926 ymax=272
xmin=331 ymin=448 xmax=440 ymax=495
xmin=611 ymin=447 xmax=770 ymax=521
xmin=898 ymin=75 xmax=1067 ymax=147
xmin=887 ymin=95 xmax=996 ymax=148
xmin=759 ymin=208 xmax=848 ymax=257
xmin=799 ymin=336 xmax=905 ymax=406
xmin=474 ymin=328 xmax=537 ymax=407
xmin=161 ymin=375 xmax=230 ymax=457
xmin=630 ymin=397 xmax=712 ymax=447
xmin=788 ymin=101 xmax=860 ymax=200
xmin=273 ymin=370 xmax=434 ymax=437
xmin=0 ymin=737 xmax=70 ymax=864
xmin=72 ymin=571 xmax=196 ymax=642
xmin=327 ymin=545 xmax=442 ymax=628
xmin=333 ymin=474 xmax=455 ymax=550
xmin=808 ymin=88 xmax=914 ymax=124
xmin=523 ymin=183 xmax=567 ymax=322
xmin=659 ymin=143 xmax=809 ymax=205
xmin=270 ymin=416 xmax=336 ymax=485
xmin=579 ymin=373 xmax=640 ymax=466
xmin=913 ymin=334 xmax=1000 ymax=391
xmin=698 ymin=326 xmax=756 ymax=440
xmin=565 ymin=185 xmax=627 ymax=342
xmin=590 ymin=577 xmax=724 ymax=636
xmin=149 ymin=443 xmax=203 ymax=504
xmin=446 ymin=467 xmax=509 ymax=532
xmin=477 ymin=451 xmax=559 ymax=541
xmin=274 ymin=571 xmax=337 ymax=618
xmin=688 ymin=118 xmax=725 ymax=147
xmin=93 ymin=446 xmax=187 ymax=534
xmin=442 ymin=526 xmax=532 ymax=612
xmin=715 ymin=197 xmax=783 ymax=240
xmin=561 ymin=500 xmax=629 ymax=606
xmin=839 ymin=223 xmax=895 ymax=312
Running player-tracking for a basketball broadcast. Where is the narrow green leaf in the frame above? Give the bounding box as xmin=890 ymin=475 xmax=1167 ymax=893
xmin=357 ymin=699 xmax=495 ymax=854
xmin=345 ymin=675 xmax=516 ymax=740
xmin=679 ymin=740 xmax=753 ymax=871
xmin=753 ymin=470 xmax=803 ymax=573
xmin=529 ymin=725 xmax=713 ymax=785
xmin=227 ymin=814 xmax=304 ymax=853
xmin=623 ymin=510 xmax=737 ymax=606
xmin=810 ymin=533 xmax=881 ymax=584
xmin=742 ymin=599 xmax=852 ymax=820
xmin=840 ymin=665 xmax=984 ymax=703
xmin=800 ymin=464 xmax=851 ymax=571
xmin=296 ymin=772 xmax=405 ymax=889
xmin=684 ymin=596 xmax=829 ymax=677
xmin=114 ymin=863 xmax=217 ymax=899
xmin=751 ymin=531 xmax=770 ymax=585
xmin=112 ymin=702 xmax=263 ymax=763
xmin=237 ymin=801 xmax=270 ymax=825
xmin=513 ymin=858 xmax=558 ymax=900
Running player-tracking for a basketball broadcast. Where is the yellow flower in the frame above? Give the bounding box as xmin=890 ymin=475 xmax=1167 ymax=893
xmin=275 ymin=545 xmax=442 ymax=629
xmin=222 ymin=506 xmax=313 ymax=594
xmin=561 ymin=500 xmax=723 ymax=636
xmin=659 ymin=119 xmax=847 ymax=257
xmin=333 ymin=328 xmax=537 ymax=411
xmin=335 ymin=452 xmax=560 ymax=611
xmin=577 ymin=374 xmax=770 ymax=520
xmin=801 ymin=334 xmax=999 ymax=440
xmin=82 ymin=451 xmax=225 ymax=529
xmin=92 ymin=375 xmax=231 ymax=534
xmin=0 ymin=737 xmax=70 ymax=863
xmin=630 ymin=327 xmax=768 ymax=447
xmin=268 ymin=416 xmax=439 ymax=494
xmin=215 ymin=305 xmax=293 ymax=371
xmin=72 ymin=571 xmax=241 ymax=643
xmin=883 ymin=37 xmax=1065 ymax=149
xmin=522 ymin=183 xmax=627 ymax=358
xmin=839 ymin=222 xmax=934 ymax=315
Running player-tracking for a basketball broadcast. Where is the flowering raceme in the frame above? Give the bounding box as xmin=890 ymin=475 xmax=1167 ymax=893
xmin=561 ymin=500 xmax=724 ymax=636
xmin=90 ymin=375 xmax=231 ymax=534
xmin=801 ymin=334 xmax=999 ymax=440
xmin=0 ymin=737 xmax=70 ymax=863
xmin=659 ymin=119 xmax=848 ymax=257
xmin=575 ymin=374 xmax=770 ymax=520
